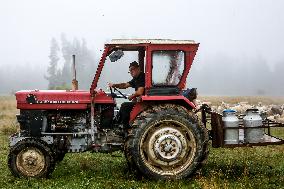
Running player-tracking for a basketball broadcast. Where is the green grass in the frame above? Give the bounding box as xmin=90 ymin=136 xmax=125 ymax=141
xmin=0 ymin=96 xmax=284 ymax=189
xmin=1 ymin=134 xmax=283 ymax=189
xmin=267 ymin=128 xmax=284 ymax=141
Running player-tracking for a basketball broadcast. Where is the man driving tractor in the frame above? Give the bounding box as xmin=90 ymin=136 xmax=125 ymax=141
xmin=108 ymin=61 xmax=145 ymax=129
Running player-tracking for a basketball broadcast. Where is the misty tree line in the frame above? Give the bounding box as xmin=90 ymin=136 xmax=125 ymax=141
xmin=188 ymin=54 xmax=284 ymax=96
xmin=1 ymin=38 xmax=284 ymax=95
xmin=45 ymin=34 xmax=96 ymax=90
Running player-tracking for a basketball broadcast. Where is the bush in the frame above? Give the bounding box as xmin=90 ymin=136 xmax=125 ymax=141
xmin=0 ymin=123 xmax=18 ymax=135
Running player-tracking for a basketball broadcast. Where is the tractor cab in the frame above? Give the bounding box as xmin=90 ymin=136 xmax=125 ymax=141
xmin=91 ymin=39 xmax=199 ymax=111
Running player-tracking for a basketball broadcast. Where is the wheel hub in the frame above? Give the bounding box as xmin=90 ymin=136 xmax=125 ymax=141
xmin=154 ymin=134 xmax=182 ymax=162
xmin=140 ymin=119 xmax=198 ymax=176
xmin=147 ymin=127 xmax=190 ymax=167
xmin=16 ymin=148 xmax=45 ymax=177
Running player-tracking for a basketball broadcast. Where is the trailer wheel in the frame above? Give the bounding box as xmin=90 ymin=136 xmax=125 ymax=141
xmin=8 ymin=138 xmax=55 ymax=178
xmin=126 ymin=104 xmax=208 ymax=180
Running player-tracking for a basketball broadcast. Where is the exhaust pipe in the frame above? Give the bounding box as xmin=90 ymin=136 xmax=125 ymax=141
xmin=72 ymin=55 xmax=78 ymax=90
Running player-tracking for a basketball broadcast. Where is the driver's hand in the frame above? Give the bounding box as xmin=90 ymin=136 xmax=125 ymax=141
xmin=128 ymin=94 xmax=134 ymax=101
xmin=108 ymin=83 xmax=114 ymax=88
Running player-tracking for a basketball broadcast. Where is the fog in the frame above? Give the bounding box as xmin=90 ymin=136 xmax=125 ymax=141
xmin=0 ymin=0 xmax=284 ymax=96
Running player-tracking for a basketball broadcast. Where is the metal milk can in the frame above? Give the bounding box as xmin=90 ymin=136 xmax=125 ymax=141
xmin=243 ymin=109 xmax=264 ymax=143
xmin=222 ymin=109 xmax=239 ymax=144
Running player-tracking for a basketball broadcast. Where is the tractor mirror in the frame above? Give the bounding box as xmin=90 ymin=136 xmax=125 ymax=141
xmin=109 ymin=50 xmax=124 ymax=62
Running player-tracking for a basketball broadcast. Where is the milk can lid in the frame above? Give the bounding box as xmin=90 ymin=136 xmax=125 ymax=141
xmin=223 ymin=109 xmax=236 ymax=113
xmin=246 ymin=108 xmax=259 ymax=112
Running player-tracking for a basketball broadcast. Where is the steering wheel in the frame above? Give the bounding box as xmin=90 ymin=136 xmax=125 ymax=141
xmin=109 ymin=87 xmax=128 ymax=99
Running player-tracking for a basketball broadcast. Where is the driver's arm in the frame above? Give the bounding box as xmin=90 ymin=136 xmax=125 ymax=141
xmin=128 ymin=87 xmax=144 ymax=100
xmin=109 ymin=82 xmax=131 ymax=89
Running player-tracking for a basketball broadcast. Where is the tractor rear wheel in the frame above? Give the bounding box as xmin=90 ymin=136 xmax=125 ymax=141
xmin=125 ymin=104 xmax=208 ymax=180
xmin=8 ymin=138 xmax=55 ymax=178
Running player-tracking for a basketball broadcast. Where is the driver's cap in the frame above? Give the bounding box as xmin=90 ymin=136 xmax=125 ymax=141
xmin=129 ymin=61 xmax=139 ymax=68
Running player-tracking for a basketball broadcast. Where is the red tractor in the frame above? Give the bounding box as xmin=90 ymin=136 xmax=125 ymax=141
xmin=8 ymin=39 xmax=284 ymax=180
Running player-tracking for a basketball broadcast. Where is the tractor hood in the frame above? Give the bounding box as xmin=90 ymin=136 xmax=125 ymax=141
xmin=15 ymin=89 xmax=113 ymax=110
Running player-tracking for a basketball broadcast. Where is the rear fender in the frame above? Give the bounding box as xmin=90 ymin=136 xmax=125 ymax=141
xmin=129 ymin=96 xmax=196 ymax=123
xmin=129 ymin=102 xmax=148 ymax=123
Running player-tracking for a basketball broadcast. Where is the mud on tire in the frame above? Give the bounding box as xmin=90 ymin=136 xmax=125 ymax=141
xmin=125 ymin=104 xmax=209 ymax=180
xmin=8 ymin=138 xmax=55 ymax=178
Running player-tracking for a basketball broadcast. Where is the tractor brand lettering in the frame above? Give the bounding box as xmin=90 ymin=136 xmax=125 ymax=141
xmin=36 ymin=100 xmax=79 ymax=104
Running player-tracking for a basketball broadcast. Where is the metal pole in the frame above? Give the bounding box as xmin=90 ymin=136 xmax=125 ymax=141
xmin=72 ymin=55 xmax=78 ymax=90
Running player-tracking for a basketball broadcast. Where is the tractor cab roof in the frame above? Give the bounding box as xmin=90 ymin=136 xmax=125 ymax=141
xmin=106 ymin=39 xmax=197 ymax=45
xmin=105 ymin=39 xmax=198 ymax=50
xmin=90 ymin=38 xmax=200 ymax=95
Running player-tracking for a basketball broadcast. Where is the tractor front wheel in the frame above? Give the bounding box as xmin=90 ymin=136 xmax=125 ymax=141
xmin=8 ymin=138 xmax=55 ymax=178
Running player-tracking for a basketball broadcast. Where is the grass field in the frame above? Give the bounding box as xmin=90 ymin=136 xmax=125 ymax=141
xmin=0 ymin=96 xmax=283 ymax=189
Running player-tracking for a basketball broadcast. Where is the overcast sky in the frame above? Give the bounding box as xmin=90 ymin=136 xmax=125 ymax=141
xmin=0 ymin=0 xmax=283 ymax=95
xmin=1 ymin=0 xmax=283 ymax=66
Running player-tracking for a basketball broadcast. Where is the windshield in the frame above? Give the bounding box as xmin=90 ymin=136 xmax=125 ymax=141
xmin=97 ymin=51 xmax=139 ymax=91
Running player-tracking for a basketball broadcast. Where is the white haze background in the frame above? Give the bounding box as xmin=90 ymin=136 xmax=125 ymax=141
xmin=0 ymin=0 xmax=283 ymax=95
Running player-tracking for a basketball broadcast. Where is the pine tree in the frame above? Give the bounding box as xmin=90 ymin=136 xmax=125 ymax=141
xmin=45 ymin=38 xmax=60 ymax=89
xmin=72 ymin=37 xmax=84 ymax=86
xmin=78 ymin=38 xmax=96 ymax=89
xmin=46 ymin=34 xmax=97 ymax=90
xmin=61 ymin=33 xmax=73 ymax=86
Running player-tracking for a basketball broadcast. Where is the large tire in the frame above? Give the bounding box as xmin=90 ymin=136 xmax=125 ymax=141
xmin=124 ymin=135 xmax=139 ymax=174
xmin=125 ymin=104 xmax=209 ymax=180
xmin=8 ymin=138 xmax=55 ymax=178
